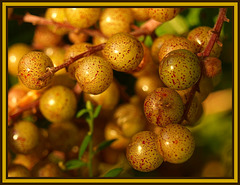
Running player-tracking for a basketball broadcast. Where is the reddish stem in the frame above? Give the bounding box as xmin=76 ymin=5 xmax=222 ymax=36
xmin=8 ymin=99 xmax=40 ymax=123
xmin=197 ymin=8 xmax=228 ymax=57
xmin=38 ymin=43 xmax=106 ymax=81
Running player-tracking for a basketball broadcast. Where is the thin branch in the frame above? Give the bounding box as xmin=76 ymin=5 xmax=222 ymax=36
xmin=38 ymin=43 xmax=106 ymax=81
xmin=131 ymin=19 xmax=162 ymax=37
xmin=8 ymin=99 xmax=40 ymax=123
xmin=23 ymin=13 xmax=107 ymax=38
xmin=197 ymin=8 xmax=228 ymax=57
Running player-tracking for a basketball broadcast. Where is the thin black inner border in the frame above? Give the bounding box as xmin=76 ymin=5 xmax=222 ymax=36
xmin=3 ymin=5 xmax=237 ymax=181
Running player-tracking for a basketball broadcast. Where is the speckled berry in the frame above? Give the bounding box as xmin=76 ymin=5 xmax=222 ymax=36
xmin=64 ymin=42 xmax=93 ymax=79
xmin=45 ymin=8 xmax=69 ymax=35
xmin=102 ymin=32 xmax=144 ymax=72
xmin=196 ymin=76 xmax=214 ymax=102
xmin=8 ymin=121 xmax=40 ymax=154
xmin=65 ymin=8 xmax=101 ymax=29
xmin=68 ymin=31 xmax=89 ymax=44
xmin=187 ymin=26 xmax=222 ymax=57
xmin=75 ymin=56 xmax=113 ymax=95
xmin=148 ymin=8 xmax=181 ymax=23
xmin=18 ymin=51 xmax=54 ymax=90
xmin=100 ymin=8 xmax=133 ymax=37
xmin=130 ymin=8 xmax=149 ymax=22
xmin=8 ymin=164 xmax=31 ymax=177
xmin=158 ymin=36 xmax=197 ymax=62
xmin=151 ymin=34 xmax=175 ymax=64
xmin=8 ymin=43 xmax=32 ymax=76
xmin=126 ymin=131 xmax=163 ymax=172
xmin=156 ymin=124 xmax=195 ymax=164
xmin=159 ymin=49 xmax=201 ymax=90
xmin=39 ymin=85 xmax=77 ymax=122
xmin=144 ymin=87 xmax=184 ymax=127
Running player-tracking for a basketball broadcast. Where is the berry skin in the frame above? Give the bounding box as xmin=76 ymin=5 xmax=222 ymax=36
xmin=8 ymin=164 xmax=31 ymax=177
xmin=8 ymin=43 xmax=32 ymax=76
xmin=187 ymin=26 xmax=222 ymax=57
xmin=8 ymin=121 xmax=40 ymax=154
xmin=64 ymin=42 xmax=93 ymax=79
xmin=156 ymin=124 xmax=195 ymax=164
xmin=148 ymin=8 xmax=181 ymax=23
xmin=65 ymin=8 xmax=101 ymax=29
xmin=75 ymin=56 xmax=113 ymax=95
xmin=159 ymin=49 xmax=201 ymax=90
xmin=39 ymin=85 xmax=77 ymax=123
xmin=102 ymin=32 xmax=144 ymax=72
xmin=126 ymin=131 xmax=163 ymax=172
xmin=151 ymin=34 xmax=175 ymax=64
xmin=45 ymin=8 xmax=69 ymax=35
xmin=144 ymin=87 xmax=184 ymax=127
xmin=18 ymin=51 xmax=54 ymax=90
xmin=99 ymin=8 xmax=133 ymax=37
xmin=130 ymin=8 xmax=149 ymax=22
xmin=158 ymin=36 xmax=197 ymax=63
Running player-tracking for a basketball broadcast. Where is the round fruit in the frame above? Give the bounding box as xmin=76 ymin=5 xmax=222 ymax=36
xmin=18 ymin=51 xmax=54 ymax=90
xmin=144 ymin=87 xmax=184 ymax=127
xmin=65 ymin=8 xmax=101 ymax=29
xmin=151 ymin=34 xmax=175 ymax=64
xmin=8 ymin=121 xmax=40 ymax=154
xmin=68 ymin=31 xmax=89 ymax=44
xmin=158 ymin=36 xmax=197 ymax=62
xmin=113 ymin=103 xmax=146 ymax=138
xmin=75 ymin=55 xmax=113 ymax=94
xmin=33 ymin=25 xmax=62 ymax=50
xmin=126 ymin=131 xmax=163 ymax=172
xmin=159 ymin=49 xmax=201 ymax=90
xmin=196 ymin=76 xmax=214 ymax=102
xmin=8 ymin=43 xmax=31 ymax=76
xmin=45 ymin=8 xmax=69 ymax=35
xmin=187 ymin=26 xmax=222 ymax=57
xmin=104 ymin=122 xmax=130 ymax=150
xmin=135 ymin=74 xmax=165 ymax=100
xmin=99 ymin=8 xmax=133 ymax=37
xmin=39 ymin=85 xmax=77 ymax=122
xmin=83 ymin=81 xmax=120 ymax=111
xmin=148 ymin=8 xmax=181 ymax=23
xmin=102 ymin=32 xmax=144 ymax=72
xmin=64 ymin=42 xmax=93 ymax=79
xmin=8 ymin=164 xmax=31 ymax=177
xmin=130 ymin=8 xmax=149 ymax=22
xmin=202 ymin=57 xmax=222 ymax=78
xmin=156 ymin=124 xmax=195 ymax=164
xmin=31 ymin=160 xmax=64 ymax=177
xmin=48 ymin=122 xmax=79 ymax=152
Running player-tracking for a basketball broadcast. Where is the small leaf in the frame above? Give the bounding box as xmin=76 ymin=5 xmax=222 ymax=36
xmin=65 ymin=159 xmax=86 ymax=170
xmin=86 ymin=101 xmax=93 ymax=111
xmin=78 ymin=134 xmax=92 ymax=160
xmin=104 ymin=168 xmax=123 ymax=177
xmin=76 ymin=109 xmax=88 ymax=118
xmin=95 ymin=139 xmax=116 ymax=154
xmin=93 ymin=105 xmax=102 ymax=118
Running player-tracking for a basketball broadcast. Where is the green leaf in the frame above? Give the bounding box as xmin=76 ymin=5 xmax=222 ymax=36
xmin=78 ymin=134 xmax=92 ymax=160
xmin=93 ymin=105 xmax=102 ymax=118
xmin=95 ymin=139 xmax=116 ymax=154
xmin=76 ymin=109 xmax=88 ymax=118
xmin=104 ymin=168 xmax=123 ymax=177
xmin=65 ymin=159 xmax=86 ymax=170
xmin=86 ymin=101 xmax=93 ymax=111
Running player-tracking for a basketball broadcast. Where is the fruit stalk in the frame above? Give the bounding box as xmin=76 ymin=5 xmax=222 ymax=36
xmin=38 ymin=43 xmax=106 ymax=81
xmin=197 ymin=8 xmax=228 ymax=57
